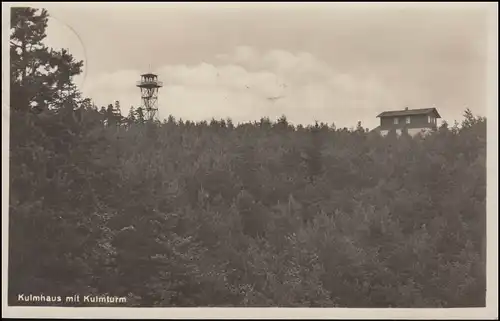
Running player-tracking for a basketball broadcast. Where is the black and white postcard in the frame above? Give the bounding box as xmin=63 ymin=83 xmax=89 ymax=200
xmin=2 ymin=2 xmax=498 ymax=319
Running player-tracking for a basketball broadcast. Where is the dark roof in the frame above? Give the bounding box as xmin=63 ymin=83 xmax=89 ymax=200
xmin=141 ymin=73 xmax=158 ymax=77
xmin=377 ymin=108 xmax=441 ymax=118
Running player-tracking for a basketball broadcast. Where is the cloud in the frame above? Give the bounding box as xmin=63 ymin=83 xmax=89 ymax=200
xmin=41 ymin=4 xmax=489 ymax=129
xmin=81 ymin=46 xmax=402 ymax=128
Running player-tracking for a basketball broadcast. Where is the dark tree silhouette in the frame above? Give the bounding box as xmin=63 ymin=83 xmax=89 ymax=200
xmin=10 ymin=7 xmax=83 ymax=113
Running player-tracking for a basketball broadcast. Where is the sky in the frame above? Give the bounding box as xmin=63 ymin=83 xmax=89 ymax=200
xmin=20 ymin=2 xmax=496 ymax=128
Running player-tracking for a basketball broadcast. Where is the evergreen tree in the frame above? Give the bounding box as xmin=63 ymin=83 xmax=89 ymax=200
xmin=259 ymin=117 xmax=272 ymax=129
xmin=105 ymin=104 xmax=115 ymax=126
xmin=114 ymin=100 xmax=122 ymax=115
xmin=167 ymin=114 xmax=175 ymax=124
xmin=128 ymin=106 xmax=137 ymax=124
xmin=10 ymin=7 xmax=83 ymax=113
xmin=113 ymin=100 xmax=124 ymax=125
xmin=136 ymin=106 xmax=145 ymax=124
xmin=275 ymin=114 xmax=290 ymax=130
xmin=356 ymin=121 xmax=364 ymax=133
xmin=226 ymin=118 xmax=234 ymax=130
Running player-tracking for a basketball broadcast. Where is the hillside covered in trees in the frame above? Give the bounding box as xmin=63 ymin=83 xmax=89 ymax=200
xmin=9 ymin=7 xmax=487 ymax=307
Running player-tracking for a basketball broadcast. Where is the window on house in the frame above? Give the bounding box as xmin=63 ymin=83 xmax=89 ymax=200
xmin=406 ymin=116 xmax=411 ymax=124
xmin=394 ymin=118 xmax=399 ymax=124
xmin=428 ymin=115 xmax=432 ymax=123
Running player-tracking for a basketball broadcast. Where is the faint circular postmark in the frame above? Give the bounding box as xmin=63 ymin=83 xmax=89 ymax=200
xmin=2 ymin=7 xmax=89 ymax=120
xmin=46 ymin=12 xmax=89 ymax=92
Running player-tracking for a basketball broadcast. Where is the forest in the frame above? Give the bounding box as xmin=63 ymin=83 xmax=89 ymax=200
xmin=8 ymin=7 xmax=487 ymax=307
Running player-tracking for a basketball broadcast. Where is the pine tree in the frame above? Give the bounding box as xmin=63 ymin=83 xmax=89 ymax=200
xmin=128 ymin=106 xmax=137 ymax=124
xmin=114 ymin=100 xmax=122 ymax=115
xmin=356 ymin=121 xmax=364 ymax=133
xmin=113 ymin=100 xmax=123 ymax=125
xmin=10 ymin=7 xmax=83 ymax=113
xmin=462 ymin=108 xmax=484 ymax=129
xmin=275 ymin=114 xmax=290 ymax=131
xmin=259 ymin=117 xmax=272 ymax=129
xmin=226 ymin=118 xmax=234 ymax=129
xmin=105 ymin=104 xmax=116 ymax=126
xmin=136 ymin=106 xmax=145 ymax=124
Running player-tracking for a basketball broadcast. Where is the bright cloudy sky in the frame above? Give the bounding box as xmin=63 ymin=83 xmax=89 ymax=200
xmin=16 ymin=2 xmax=496 ymax=128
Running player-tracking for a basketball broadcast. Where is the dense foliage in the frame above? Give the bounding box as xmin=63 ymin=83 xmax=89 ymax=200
xmin=8 ymin=7 xmax=487 ymax=307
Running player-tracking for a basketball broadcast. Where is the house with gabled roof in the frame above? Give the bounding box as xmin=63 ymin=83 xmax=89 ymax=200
xmin=372 ymin=107 xmax=441 ymax=137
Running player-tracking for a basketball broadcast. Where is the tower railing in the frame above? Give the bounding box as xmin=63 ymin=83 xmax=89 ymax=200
xmin=136 ymin=80 xmax=163 ymax=87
